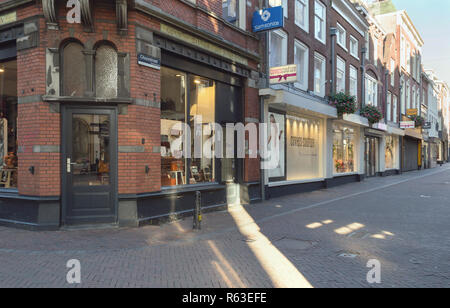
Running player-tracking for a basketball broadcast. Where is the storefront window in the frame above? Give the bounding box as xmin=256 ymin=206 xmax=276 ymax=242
xmin=385 ymin=135 xmax=398 ymax=170
xmin=160 ymin=67 xmax=216 ymax=187
xmin=286 ymin=115 xmax=322 ymax=180
xmin=333 ymin=124 xmax=356 ymax=174
xmin=0 ymin=59 xmax=18 ymax=188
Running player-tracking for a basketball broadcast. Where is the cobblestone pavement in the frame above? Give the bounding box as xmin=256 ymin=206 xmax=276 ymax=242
xmin=1 ymin=166 xmax=450 ymax=288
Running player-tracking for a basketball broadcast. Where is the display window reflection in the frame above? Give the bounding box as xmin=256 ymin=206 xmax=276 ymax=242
xmin=160 ymin=67 xmax=216 ymax=187
xmin=333 ymin=124 xmax=356 ymax=174
xmin=0 ymin=60 xmax=18 ymax=189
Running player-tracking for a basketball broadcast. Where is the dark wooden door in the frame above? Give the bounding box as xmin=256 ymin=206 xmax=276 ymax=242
xmin=62 ymin=106 xmax=118 ymax=225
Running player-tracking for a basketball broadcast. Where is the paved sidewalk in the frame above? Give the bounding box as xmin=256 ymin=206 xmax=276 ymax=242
xmin=1 ymin=166 xmax=450 ymax=287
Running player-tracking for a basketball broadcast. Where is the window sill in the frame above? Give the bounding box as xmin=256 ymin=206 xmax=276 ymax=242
xmin=337 ymin=43 xmax=347 ymax=52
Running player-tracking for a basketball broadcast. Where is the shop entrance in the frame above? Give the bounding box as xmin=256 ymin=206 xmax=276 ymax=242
xmin=365 ymin=136 xmax=379 ymax=177
xmin=62 ymin=106 xmax=118 ymax=225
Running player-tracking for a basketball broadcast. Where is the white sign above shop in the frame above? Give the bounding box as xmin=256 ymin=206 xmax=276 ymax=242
xmin=400 ymin=121 xmax=415 ymax=129
xmin=269 ymin=65 xmax=298 ymax=85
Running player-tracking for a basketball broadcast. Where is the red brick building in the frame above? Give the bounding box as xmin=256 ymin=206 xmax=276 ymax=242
xmin=0 ymin=0 xmax=261 ymax=230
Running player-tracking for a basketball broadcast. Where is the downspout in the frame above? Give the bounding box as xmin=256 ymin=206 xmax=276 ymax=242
xmin=330 ymin=27 xmax=338 ymax=95
xmin=259 ymin=0 xmax=270 ymax=201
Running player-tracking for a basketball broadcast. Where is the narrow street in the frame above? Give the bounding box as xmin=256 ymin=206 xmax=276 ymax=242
xmin=1 ymin=166 xmax=449 ymax=288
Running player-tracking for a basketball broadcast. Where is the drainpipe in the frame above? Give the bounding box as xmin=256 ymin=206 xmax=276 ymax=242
xmin=259 ymin=0 xmax=270 ymax=201
xmin=361 ymin=47 xmax=367 ymax=108
xmin=330 ymin=28 xmax=338 ymax=95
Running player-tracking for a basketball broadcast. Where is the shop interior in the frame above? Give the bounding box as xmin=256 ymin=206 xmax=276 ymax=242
xmin=0 ymin=59 xmax=17 ymax=188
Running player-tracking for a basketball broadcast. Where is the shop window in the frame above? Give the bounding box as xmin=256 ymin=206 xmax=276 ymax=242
xmin=95 ymin=45 xmax=118 ymax=99
xmin=63 ymin=42 xmax=86 ymax=97
xmin=333 ymin=124 xmax=356 ymax=174
xmin=286 ymin=114 xmax=323 ymax=181
xmin=0 ymin=60 xmax=18 ymax=188
xmin=385 ymin=135 xmax=398 ymax=170
xmin=160 ymin=67 xmax=216 ymax=187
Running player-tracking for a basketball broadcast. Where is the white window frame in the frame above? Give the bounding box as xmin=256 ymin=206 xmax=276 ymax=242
xmin=294 ymin=40 xmax=309 ymax=91
xmin=349 ymin=65 xmax=358 ymax=100
xmin=314 ymin=0 xmax=326 ymax=45
xmin=295 ymin=0 xmax=309 ymax=32
xmin=269 ymin=0 xmax=288 ymax=18
xmin=314 ymin=52 xmax=326 ymax=98
xmin=269 ymin=29 xmax=288 ymax=68
xmin=336 ymin=23 xmax=346 ymax=50
xmin=365 ymin=31 xmax=370 ymax=60
xmin=336 ymin=56 xmax=346 ymax=93
xmin=393 ymin=95 xmax=398 ymax=123
xmin=349 ymin=35 xmax=359 ymax=59
xmin=390 ymin=58 xmax=395 ymax=87
xmin=365 ymin=74 xmax=378 ymax=107
xmin=387 ymin=92 xmax=392 ymax=122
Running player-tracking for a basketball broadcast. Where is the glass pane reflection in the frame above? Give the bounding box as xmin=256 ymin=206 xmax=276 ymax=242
xmin=72 ymin=114 xmax=110 ymax=186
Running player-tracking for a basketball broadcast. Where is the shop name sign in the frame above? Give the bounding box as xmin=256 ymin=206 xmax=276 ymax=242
xmin=269 ymin=65 xmax=297 ymax=84
xmin=407 ymin=109 xmax=418 ymax=116
xmin=160 ymin=24 xmax=248 ymax=66
xmin=138 ymin=53 xmax=161 ymax=70
xmin=252 ymin=6 xmax=284 ymax=33
xmin=400 ymin=121 xmax=415 ymax=129
xmin=0 ymin=11 xmax=16 ymax=26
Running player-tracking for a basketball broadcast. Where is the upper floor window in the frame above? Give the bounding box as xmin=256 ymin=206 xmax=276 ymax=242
xmin=314 ymin=52 xmax=326 ymax=97
xmin=295 ymin=0 xmax=309 ymax=32
xmin=222 ymin=0 xmax=246 ymax=30
xmin=349 ymin=36 xmax=358 ymax=59
xmin=63 ymin=42 xmax=86 ymax=97
xmin=314 ymin=1 xmax=326 ymax=44
xmin=62 ymin=41 xmax=120 ymax=99
xmin=336 ymin=56 xmax=346 ymax=93
xmin=269 ymin=0 xmax=288 ymax=18
xmin=95 ymin=45 xmax=118 ymax=99
xmin=387 ymin=92 xmax=392 ymax=122
xmin=393 ymin=95 xmax=398 ymax=123
xmin=269 ymin=30 xmax=287 ymax=68
xmin=349 ymin=65 xmax=358 ymax=100
xmin=390 ymin=58 xmax=395 ymax=87
xmin=336 ymin=23 xmax=346 ymax=49
xmin=365 ymin=31 xmax=370 ymax=60
xmin=365 ymin=74 xmax=378 ymax=107
xmin=294 ymin=40 xmax=309 ymax=90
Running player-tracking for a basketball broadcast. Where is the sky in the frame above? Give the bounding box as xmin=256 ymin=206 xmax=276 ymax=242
xmin=391 ymin=0 xmax=450 ymax=84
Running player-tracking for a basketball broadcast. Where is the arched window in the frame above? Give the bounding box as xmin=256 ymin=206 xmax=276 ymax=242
xmin=63 ymin=42 xmax=86 ymax=97
xmin=95 ymin=44 xmax=118 ymax=98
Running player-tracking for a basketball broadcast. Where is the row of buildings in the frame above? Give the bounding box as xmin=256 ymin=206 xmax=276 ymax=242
xmin=0 ymin=0 xmax=447 ymax=230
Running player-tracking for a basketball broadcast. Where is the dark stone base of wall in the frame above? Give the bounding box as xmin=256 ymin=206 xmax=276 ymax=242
xmin=0 ymin=193 xmax=60 ymax=231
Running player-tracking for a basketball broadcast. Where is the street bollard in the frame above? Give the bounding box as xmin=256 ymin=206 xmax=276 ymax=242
xmin=193 ymin=191 xmax=202 ymax=230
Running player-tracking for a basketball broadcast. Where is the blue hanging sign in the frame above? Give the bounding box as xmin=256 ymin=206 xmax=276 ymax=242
xmin=252 ymin=6 xmax=284 ymax=33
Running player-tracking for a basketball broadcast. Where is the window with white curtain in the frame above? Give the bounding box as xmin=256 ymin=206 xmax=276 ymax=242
xmin=294 ymin=40 xmax=309 ymax=90
xmin=349 ymin=65 xmax=358 ymax=99
xmin=314 ymin=0 xmax=326 ymax=44
xmin=390 ymin=59 xmax=395 ymax=87
xmin=387 ymin=92 xmax=392 ymax=122
xmin=269 ymin=30 xmax=288 ymax=68
xmin=295 ymin=0 xmax=309 ymax=32
xmin=393 ymin=95 xmax=398 ymax=123
xmin=314 ymin=52 xmax=326 ymax=97
xmin=365 ymin=74 xmax=378 ymax=107
xmin=336 ymin=56 xmax=346 ymax=93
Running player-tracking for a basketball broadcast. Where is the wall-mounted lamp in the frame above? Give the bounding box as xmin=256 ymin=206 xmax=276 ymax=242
xmin=29 ymin=166 xmax=35 ymax=175
xmin=145 ymin=166 xmax=150 ymax=174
